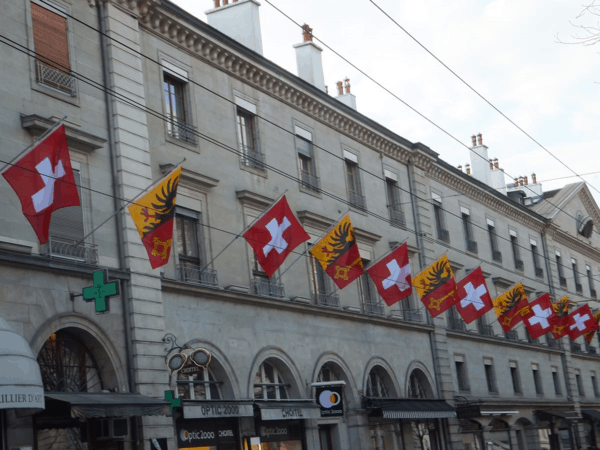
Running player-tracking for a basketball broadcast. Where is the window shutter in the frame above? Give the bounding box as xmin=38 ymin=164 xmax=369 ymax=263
xmin=49 ymin=169 xmax=84 ymax=240
xmin=31 ymin=3 xmax=70 ymax=71
xmin=296 ymin=137 xmax=312 ymax=157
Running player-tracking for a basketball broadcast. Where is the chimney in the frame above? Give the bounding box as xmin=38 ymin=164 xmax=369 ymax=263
xmin=466 ymin=164 xmax=471 ymax=175
xmin=532 ymin=173 xmax=537 ymax=184
xmin=335 ymin=77 xmax=357 ymax=110
xmin=206 ymin=0 xmax=264 ymax=55
xmin=524 ymin=176 xmax=528 ymax=185
xmin=489 ymin=159 xmax=493 ymax=170
xmin=471 ymin=135 xmax=477 ymax=147
xmin=519 ymin=176 xmax=524 ymax=187
xmin=469 ymin=133 xmax=491 ymax=186
xmin=490 ymin=158 xmax=506 ymax=193
xmin=293 ymin=24 xmax=326 ymax=92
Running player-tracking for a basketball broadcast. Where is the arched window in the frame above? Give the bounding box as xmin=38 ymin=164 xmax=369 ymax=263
xmin=366 ymin=367 xmax=389 ymax=398
xmin=177 ymin=367 xmax=222 ymax=400
xmin=253 ymin=362 xmax=289 ymax=400
xmin=408 ymin=372 xmax=426 ymax=399
xmin=317 ymin=363 xmax=339 ymax=383
xmin=37 ymin=331 xmax=103 ymax=392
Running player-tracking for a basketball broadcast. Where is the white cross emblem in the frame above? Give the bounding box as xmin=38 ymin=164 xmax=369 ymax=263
xmin=263 ymin=217 xmax=291 ymax=257
xmin=382 ymin=260 xmax=411 ymax=291
xmin=460 ymin=282 xmax=487 ymax=310
xmin=528 ymin=304 xmax=552 ymax=329
xmin=570 ymin=313 xmax=591 ymax=332
xmin=31 ymin=157 xmax=66 ymax=213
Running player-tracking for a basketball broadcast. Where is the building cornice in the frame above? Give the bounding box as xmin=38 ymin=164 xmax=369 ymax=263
xmin=578 ymin=186 xmax=600 ymax=232
xmin=548 ymin=224 xmax=600 ymax=263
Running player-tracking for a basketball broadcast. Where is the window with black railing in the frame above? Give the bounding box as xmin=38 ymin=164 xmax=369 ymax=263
xmin=164 ymin=73 xmax=197 ymax=145
xmin=573 ymin=259 xmax=582 ymax=294
xmin=477 ymin=316 xmax=494 ymax=336
xmin=462 ymin=213 xmax=477 ymax=253
xmin=359 ymin=267 xmax=383 ymax=315
xmin=556 ymin=254 xmax=567 ymax=288
xmin=176 ymin=211 xmax=217 ymax=287
xmin=386 ymin=179 xmax=405 ymax=227
xmin=297 ymin=137 xmax=319 ymax=192
xmin=237 ymin=107 xmax=264 ymax=169
xmin=251 ymin=254 xmax=285 ymax=299
xmin=532 ymin=244 xmax=543 ymax=278
xmin=346 ymin=160 xmax=366 ymax=210
xmin=587 ymin=266 xmax=596 ymax=298
xmin=433 ymin=199 xmax=449 ymax=242
xmin=488 ymin=225 xmax=502 ymax=263
xmin=511 ymin=235 xmax=524 ymax=271
xmin=311 ymin=255 xmax=339 ymax=307
xmin=505 ymin=329 xmax=519 ymax=341
xmin=447 ymin=307 xmax=466 ymax=331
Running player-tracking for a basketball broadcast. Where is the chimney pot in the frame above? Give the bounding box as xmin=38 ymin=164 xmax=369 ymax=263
xmin=489 ymin=159 xmax=493 ymax=170
xmin=302 ymin=24 xmax=313 ymax=42
xmin=494 ymin=158 xmax=499 ymax=169
xmin=466 ymin=164 xmax=471 ymax=175
xmin=223 ymin=0 xmax=228 ymax=4
xmin=477 ymin=133 xmax=483 ymax=146
xmin=519 ymin=177 xmax=524 ymax=187
xmin=344 ymin=77 xmax=351 ymax=94
xmin=532 ymin=173 xmax=537 ymax=184
xmin=336 ymin=81 xmax=344 ymax=96
xmin=524 ymin=176 xmax=528 ymax=185
xmin=214 ymin=0 xmax=220 ymax=6
xmin=471 ymin=135 xmax=477 ymax=146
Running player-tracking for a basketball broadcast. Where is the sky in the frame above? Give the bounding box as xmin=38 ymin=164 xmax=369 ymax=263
xmin=172 ymin=0 xmax=600 ymax=201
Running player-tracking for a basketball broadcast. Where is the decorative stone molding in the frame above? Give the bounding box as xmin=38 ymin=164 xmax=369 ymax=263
xmin=548 ymin=225 xmax=600 ymax=263
xmin=578 ymin=187 xmax=600 ymax=232
xmin=235 ymin=190 xmax=274 ymax=210
xmin=159 ymin=164 xmax=219 ymax=194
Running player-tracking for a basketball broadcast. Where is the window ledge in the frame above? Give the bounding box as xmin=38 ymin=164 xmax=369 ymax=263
xmin=160 ymin=164 xmax=219 ymax=193
xmin=299 ymin=185 xmax=322 ymax=199
xmin=21 ymin=114 xmax=106 ymax=153
xmin=236 ymin=190 xmax=274 ymax=210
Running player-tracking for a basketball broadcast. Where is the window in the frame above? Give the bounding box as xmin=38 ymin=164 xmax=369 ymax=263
xmin=484 ymin=359 xmax=497 ymax=393
xmin=556 ymin=252 xmax=567 ymax=287
xmin=386 ymin=176 xmax=405 ymax=227
xmin=359 ymin=264 xmax=382 ymax=314
xmin=366 ymin=367 xmax=389 ymax=398
xmin=296 ymin=127 xmax=319 ymax=191
xmin=592 ymin=374 xmax=599 ymax=397
xmin=253 ymin=362 xmax=289 ymax=400
xmin=573 ymin=258 xmax=583 ymax=293
xmin=455 ymin=357 xmax=469 ymax=391
xmin=251 ymin=251 xmax=285 ymax=298
xmin=509 ymin=362 xmax=521 ymax=394
xmin=176 ymin=210 xmax=215 ymax=286
xmin=552 ymin=367 xmax=562 ymax=396
xmin=576 ymin=370 xmax=585 ymax=397
xmin=448 ymin=306 xmax=466 ymax=331
xmin=237 ymin=107 xmax=264 ymax=168
xmin=317 ymin=364 xmax=339 ymax=383
xmin=531 ymin=240 xmax=543 ymax=278
xmin=408 ymin=372 xmax=428 ymax=399
xmin=532 ymin=364 xmax=543 ymax=395
xmin=311 ymin=254 xmax=338 ymax=307
xmin=432 ymin=193 xmax=449 ymax=242
xmin=587 ymin=265 xmax=596 ymax=297
xmin=164 ymin=72 xmax=196 ymax=144
xmin=488 ymin=220 xmax=502 ymax=263
xmin=31 ymin=2 xmax=76 ymax=96
xmin=462 ymin=208 xmax=477 ymax=253
xmin=510 ymin=232 xmax=523 ymax=270
xmin=177 ymin=367 xmax=221 ymax=400
xmin=345 ymin=153 xmax=365 ymax=210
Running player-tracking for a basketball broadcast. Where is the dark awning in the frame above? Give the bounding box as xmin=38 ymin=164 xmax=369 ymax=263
xmin=582 ymin=410 xmax=600 ymax=421
xmin=254 ymin=401 xmax=321 ymax=421
xmin=365 ymin=398 xmax=456 ymax=420
xmin=45 ymin=392 xmax=170 ymax=418
xmin=536 ymin=410 xmax=582 ymax=422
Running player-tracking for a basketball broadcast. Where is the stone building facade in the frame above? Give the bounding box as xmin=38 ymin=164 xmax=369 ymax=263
xmin=1 ymin=0 xmax=600 ymax=449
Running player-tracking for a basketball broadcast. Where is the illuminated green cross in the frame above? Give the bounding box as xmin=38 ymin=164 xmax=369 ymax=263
xmin=164 ymin=390 xmax=181 ymax=416
xmin=82 ymin=270 xmax=119 ymax=314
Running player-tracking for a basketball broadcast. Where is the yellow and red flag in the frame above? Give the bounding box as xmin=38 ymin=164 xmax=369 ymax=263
xmin=550 ymin=296 xmax=571 ymax=339
xmin=492 ymin=283 xmax=529 ymax=332
xmin=309 ymin=214 xmax=363 ymax=289
xmin=413 ymin=254 xmax=458 ymax=317
xmin=584 ymin=311 xmax=600 ymax=344
xmin=128 ymin=165 xmax=182 ymax=269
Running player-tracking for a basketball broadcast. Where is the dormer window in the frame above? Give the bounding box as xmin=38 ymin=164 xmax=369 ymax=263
xmin=577 ymin=214 xmax=594 ymax=239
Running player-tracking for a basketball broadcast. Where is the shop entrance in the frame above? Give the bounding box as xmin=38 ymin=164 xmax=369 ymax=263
xmin=318 ymin=424 xmax=334 ymax=450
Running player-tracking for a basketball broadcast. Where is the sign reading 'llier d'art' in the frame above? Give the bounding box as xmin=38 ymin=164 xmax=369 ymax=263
xmin=0 ymin=386 xmax=45 ymax=409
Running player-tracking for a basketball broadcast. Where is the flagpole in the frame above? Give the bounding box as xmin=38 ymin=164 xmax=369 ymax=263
xmin=73 ymin=158 xmax=185 ymax=248
xmin=0 ymin=115 xmax=67 ymax=175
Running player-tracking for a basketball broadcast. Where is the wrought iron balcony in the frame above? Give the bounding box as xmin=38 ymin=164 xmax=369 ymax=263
xmin=492 ymin=250 xmax=502 ymax=263
xmin=401 ymin=308 xmax=423 ymax=323
xmin=36 ymin=60 xmax=76 ymax=96
xmin=252 ymin=278 xmax=285 ymax=299
xmin=437 ymin=228 xmax=450 ymax=243
xmin=576 ymin=283 xmax=583 ymax=294
xmin=559 ymin=277 xmax=567 ymax=288
xmin=314 ymin=292 xmax=340 ymax=308
xmin=44 ymin=236 xmax=99 ymax=265
xmin=527 ymin=335 xmax=539 ymax=345
xmin=571 ymin=342 xmax=583 ymax=353
xmin=388 ymin=207 xmax=406 ymax=227
xmin=505 ymin=330 xmax=519 ymax=341
xmin=466 ymin=239 xmax=478 ymax=254
xmin=515 ymin=259 xmax=524 ymax=271
xmin=591 ymin=289 xmax=597 ymax=298
xmin=547 ymin=335 xmax=561 ymax=349
xmin=240 ymin=145 xmax=266 ymax=169
xmin=535 ymin=267 xmax=544 ymax=278
xmin=364 ymin=301 xmax=384 ymax=315
xmin=588 ymin=346 xmax=597 ymax=355
xmin=300 ymin=170 xmax=320 ymax=191
xmin=167 ymin=117 xmax=198 ymax=145
xmin=448 ymin=317 xmax=466 ymax=332
xmin=349 ymin=190 xmax=367 ymax=210
xmin=177 ymin=264 xmax=218 ymax=287
xmin=477 ymin=323 xmax=494 ymax=336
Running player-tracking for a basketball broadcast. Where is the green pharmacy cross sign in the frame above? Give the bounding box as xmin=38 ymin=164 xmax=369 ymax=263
xmin=82 ymin=270 xmax=119 ymax=314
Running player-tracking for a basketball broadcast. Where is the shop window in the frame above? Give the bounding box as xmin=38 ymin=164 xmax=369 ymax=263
xmin=366 ymin=367 xmax=389 ymax=398
xmin=176 ymin=366 xmax=221 ymax=400
xmin=253 ymin=362 xmax=289 ymax=400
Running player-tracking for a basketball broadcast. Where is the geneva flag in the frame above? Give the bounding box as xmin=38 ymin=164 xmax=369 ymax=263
xmin=2 ymin=125 xmax=80 ymax=244
xmin=455 ymin=267 xmax=492 ymax=324
xmin=243 ymin=196 xmax=310 ymax=277
xmin=584 ymin=311 xmax=600 ymax=345
xmin=367 ymin=242 xmax=412 ymax=307
xmin=309 ymin=214 xmax=363 ymax=289
xmin=413 ymin=254 xmax=458 ymax=317
xmin=550 ymin=296 xmax=570 ymax=339
xmin=492 ymin=283 xmax=529 ymax=332
xmin=128 ymin=166 xmax=181 ymax=269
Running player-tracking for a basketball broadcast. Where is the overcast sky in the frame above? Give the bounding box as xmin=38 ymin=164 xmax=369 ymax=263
xmin=173 ymin=0 xmax=600 ymax=201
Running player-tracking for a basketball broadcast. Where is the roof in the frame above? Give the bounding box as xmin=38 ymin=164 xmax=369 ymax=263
xmin=529 ymin=182 xmax=585 ymax=219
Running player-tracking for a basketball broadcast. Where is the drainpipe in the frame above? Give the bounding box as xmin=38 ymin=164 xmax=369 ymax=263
xmin=97 ymin=2 xmax=139 ymax=448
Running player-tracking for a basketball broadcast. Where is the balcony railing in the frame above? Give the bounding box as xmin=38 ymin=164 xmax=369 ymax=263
xmin=437 ymin=228 xmax=450 ymax=243
xmin=477 ymin=323 xmax=494 ymax=336
xmin=178 ymin=264 xmax=218 ymax=287
xmin=349 ymin=190 xmax=367 ymax=210
xmin=448 ymin=317 xmax=466 ymax=332
xmin=571 ymin=342 xmax=583 ymax=353
xmin=588 ymin=346 xmax=597 ymax=355
xmin=36 ymin=60 xmax=77 ymax=96
xmin=252 ymin=278 xmax=285 ymax=299
xmin=576 ymin=283 xmax=583 ymax=294
xmin=492 ymin=250 xmax=502 ymax=263
xmin=591 ymin=289 xmax=597 ymax=298
xmin=240 ymin=145 xmax=266 ymax=169
xmin=401 ymin=309 xmax=423 ymax=323
xmin=515 ymin=259 xmax=524 ymax=271
xmin=535 ymin=267 xmax=544 ymax=278
xmin=43 ymin=236 xmax=99 ymax=265
xmin=505 ymin=330 xmax=519 ymax=341
xmin=527 ymin=335 xmax=539 ymax=345
xmin=300 ymin=170 xmax=320 ymax=191
xmin=466 ymin=240 xmax=478 ymax=254
xmin=560 ymin=277 xmax=567 ymax=288
xmin=364 ymin=301 xmax=384 ymax=315
xmin=314 ymin=292 xmax=340 ymax=307
xmin=547 ymin=336 xmax=561 ymax=349
xmin=167 ymin=117 xmax=198 ymax=145
xmin=388 ymin=208 xmax=406 ymax=227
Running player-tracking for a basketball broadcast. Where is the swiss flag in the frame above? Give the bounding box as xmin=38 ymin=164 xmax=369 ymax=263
xmin=367 ymin=242 xmax=412 ymax=307
xmin=2 ymin=125 xmax=80 ymax=244
xmin=455 ymin=267 xmax=493 ymax=324
xmin=567 ymin=304 xmax=598 ymax=341
xmin=243 ymin=196 xmax=309 ymax=277
xmin=524 ymin=293 xmax=554 ymax=340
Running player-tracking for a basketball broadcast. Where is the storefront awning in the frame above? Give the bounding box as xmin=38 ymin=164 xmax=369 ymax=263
xmin=0 ymin=316 xmax=44 ymax=411
xmin=536 ymin=410 xmax=582 ymax=422
xmin=45 ymin=392 xmax=170 ymax=418
xmin=365 ymin=398 xmax=456 ymax=419
xmin=254 ymin=401 xmax=321 ymax=421
xmin=582 ymin=410 xmax=600 ymax=421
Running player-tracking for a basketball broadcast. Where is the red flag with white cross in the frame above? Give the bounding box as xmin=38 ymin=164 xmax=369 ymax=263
xmin=455 ymin=267 xmax=493 ymax=324
xmin=2 ymin=125 xmax=80 ymax=244
xmin=567 ymin=304 xmax=598 ymax=341
xmin=524 ymin=293 xmax=554 ymax=340
xmin=366 ymin=242 xmax=412 ymax=307
xmin=243 ymin=196 xmax=310 ymax=277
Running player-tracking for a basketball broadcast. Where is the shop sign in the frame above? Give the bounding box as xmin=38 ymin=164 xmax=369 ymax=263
xmin=177 ymin=421 xmax=237 ymax=448
xmin=257 ymin=421 xmax=302 ymax=443
xmin=260 ymin=406 xmax=320 ymax=421
xmin=0 ymin=386 xmax=44 ymax=409
xmin=183 ymin=402 xmax=254 ymax=419
xmin=316 ymin=386 xmax=344 ymax=417
xmin=456 ymin=404 xmax=481 ymax=420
